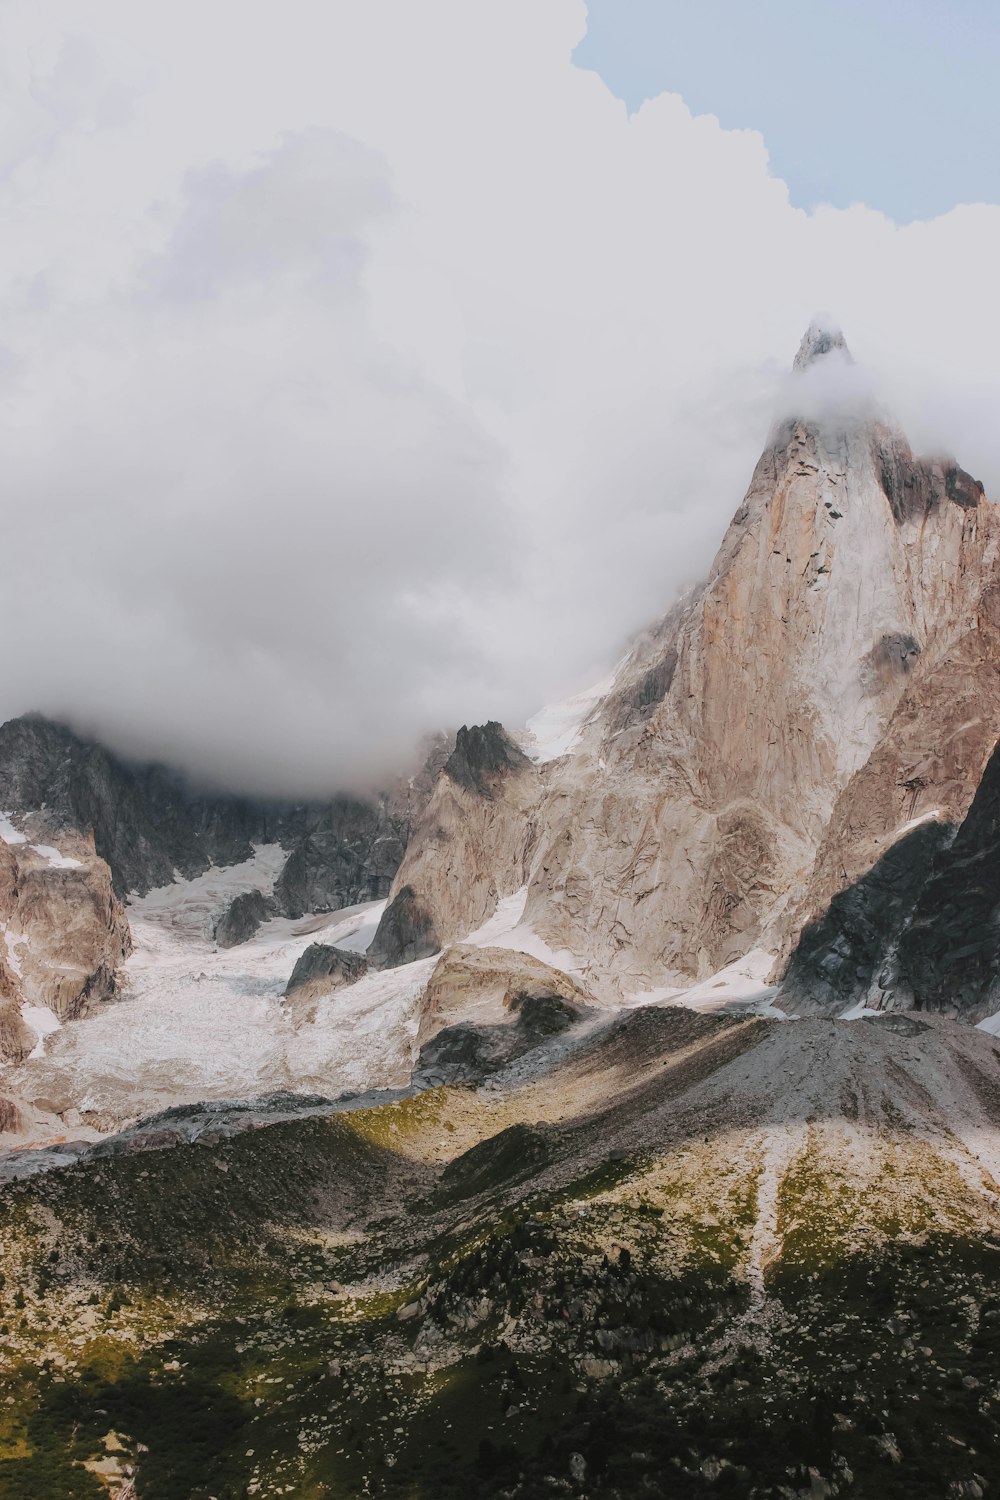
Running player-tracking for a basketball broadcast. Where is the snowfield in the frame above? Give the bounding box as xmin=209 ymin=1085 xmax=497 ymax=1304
xmin=0 ymin=850 xmax=433 ymax=1137
xmin=1 ymin=855 xmax=801 ymax=1149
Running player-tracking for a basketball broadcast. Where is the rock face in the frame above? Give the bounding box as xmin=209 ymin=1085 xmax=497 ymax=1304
xmin=0 ymin=819 xmax=131 ymax=1060
xmin=214 ymin=889 xmax=275 ymax=949
xmin=271 ymin=797 xmax=406 ymax=919
xmin=370 ymin=724 xmax=541 ymax=968
xmin=0 ymin=716 xmax=447 ymax=933
xmin=412 ymin=944 xmax=591 ymax=1085
xmin=283 ymin=944 xmax=369 ymax=1001
xmin=776 ymin=820 xmax=954 ymax=1016
xmin=788 ymin=735 xmax=1000 ymax=1023
xmin=895 ymin=741 xmax=1000 ymax=1019
xmin=380 ymin=323 xmax=1000 ymax=993
xmin=774 ymin=574 xmax=1000 ymax=977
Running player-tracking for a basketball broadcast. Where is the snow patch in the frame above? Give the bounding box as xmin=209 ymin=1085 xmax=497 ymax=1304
xmin=524 ymin=662 xmax=623 ymax=763
xmin=464 ymin=888 xmax=587 ymax=977
xmin=29 ymin=844 xmax=83 ymax=870
xmin=0 ymin=890 xmax=428 ymax=1132
xmin=20 ymin=1005 xmax=62 ymax=1060
xmin=3 ymin=930 xmax=26 ymax=979
xmin=841 ymin=1001 xmax=886 ymax=1021
xmin=625 ymin=948 xmax=783 ymax=1016
xmin=0 ymin=812 xmax=27 ymax=846
xmin=128 ymin=844 xmax=289 ymax=941
xmin=300 ymin=900 xmax=387 ymax=955
xmin=894 ymin=807 xmax=943 ymax=840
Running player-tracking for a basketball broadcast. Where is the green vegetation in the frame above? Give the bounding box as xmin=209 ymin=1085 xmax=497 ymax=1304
xmin=0 ymin=1101 xmax=998 ymax=1497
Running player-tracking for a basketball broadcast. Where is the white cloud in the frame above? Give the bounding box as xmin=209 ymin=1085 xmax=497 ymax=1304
xmin=1 ymin=0 xmax=999 ymax=793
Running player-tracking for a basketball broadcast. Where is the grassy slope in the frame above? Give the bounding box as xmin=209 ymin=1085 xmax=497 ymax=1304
xmin=0 ymin=1015 xmax=999 ymax=1498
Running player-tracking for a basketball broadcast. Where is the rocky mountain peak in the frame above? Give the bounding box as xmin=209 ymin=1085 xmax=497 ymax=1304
xmin=443 ymin=722 xmax=531 ymax=798
xmin=792 ymin=315 xmax=852 ymax=371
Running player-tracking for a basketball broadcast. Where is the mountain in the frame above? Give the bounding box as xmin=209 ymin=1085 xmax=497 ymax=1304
xmin=0 ymin=714 xmax=448 ymax=1063
xmin=3 ymin=322 xmax=1000 ymax=1499
xmin=371 ymin=321 xmax=1000 ymax=999
xmin=0 ymin=713 xmax=440 ymax=906
xmin=1 ymin=995 xmax=999 ymax=1498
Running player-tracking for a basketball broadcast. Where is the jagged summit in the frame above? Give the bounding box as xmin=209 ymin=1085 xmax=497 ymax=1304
xmin=370 ymin=327 xmax=1000 ymax=991
xmin=792 ymin=315 xmax=853 ymax=371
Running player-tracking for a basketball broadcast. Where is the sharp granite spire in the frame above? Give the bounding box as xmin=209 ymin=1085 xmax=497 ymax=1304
xmin=373 ymin=323 xmax=1000 ymax=991
xmin=792 ymin=315 xmax=853 ymax=371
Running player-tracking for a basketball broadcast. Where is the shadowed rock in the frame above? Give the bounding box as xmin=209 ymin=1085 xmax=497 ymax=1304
xmin=415 ymin=989 xmax=584 ymax=1086
xmin=443 ymin=722 xmax=531 ymax=798
xmin=895 ymin=739 xmax=1000 ymax=1021
xmin=283 ymin=944 xmax=368 ymax=1000
xmin=214 ymin=889 xmax=276 ymax=949
xmin=778 ymin=822 xmax=953 ymax=1016
xmin=367 ymin=885 xmax=440 ymax=969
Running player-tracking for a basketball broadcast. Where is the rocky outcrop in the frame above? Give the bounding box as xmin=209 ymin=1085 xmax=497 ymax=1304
xmin=214 ymin=889 xmax=276 ymax=949
xmin=893 ymin=739 xmax=1000 ymax=1021
xmin=368 ymin=885 xmax=441 ymax=969
xmin=370 ymin=725 xmax=541 ymax=968
xmin=414 ymin=992 xmax=584 ymax=1087
xmin=443 ymin=722 xmax=532 ymax=797
xmin=283 ymin=943 xmax=368 ymax=1001
xmin=0 ymin=819 xmax=131 ymax=1059
xmin=412 ymin=943 xmax=591 ymax=1085
xmin=416 ymin=943 xmax=592 ymax=1046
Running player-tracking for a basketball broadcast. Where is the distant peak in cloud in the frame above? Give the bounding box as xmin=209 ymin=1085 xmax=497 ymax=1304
xmin=793 ymin=316 xmax=853 ymax=372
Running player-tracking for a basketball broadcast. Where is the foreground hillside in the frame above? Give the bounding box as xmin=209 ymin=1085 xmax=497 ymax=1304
xmin=1 ymin=1005 xmax=999 ymax=1498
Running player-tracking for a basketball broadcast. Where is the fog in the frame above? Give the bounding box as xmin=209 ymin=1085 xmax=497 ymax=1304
xmin=1 ymin=1 xmax=999 ymax=794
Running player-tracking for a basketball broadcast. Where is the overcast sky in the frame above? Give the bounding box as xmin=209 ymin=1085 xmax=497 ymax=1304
xmin=2 ymin=1 xmax=1000 ymax=795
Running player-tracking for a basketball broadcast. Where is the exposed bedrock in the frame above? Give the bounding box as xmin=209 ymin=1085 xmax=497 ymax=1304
xmin=370 ymin=723 xmax=540 ymax=969
xmin=283 ymin=943 xmax=369 ymax=1001
xmin=214 ymin=889 xmax=277 ymax=949
xmin=0 ymin=828 xmax=131 ymax=1060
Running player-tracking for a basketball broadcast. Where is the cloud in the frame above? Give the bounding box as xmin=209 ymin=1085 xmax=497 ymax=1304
xmin=1 ymin=0 xmax=1000 ymax=794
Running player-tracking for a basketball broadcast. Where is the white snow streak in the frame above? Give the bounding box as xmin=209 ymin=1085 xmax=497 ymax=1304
xmin=28 ymin=843 xmax=83 ymax=870
xmin=20 ymin=1006 xmax=62 ymax=1060
xmin=0 ymin=812 xmax=27 ymax=845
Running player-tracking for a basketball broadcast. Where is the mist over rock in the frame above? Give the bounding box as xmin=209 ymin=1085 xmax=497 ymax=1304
xmin=443 ymin=722 xmax=532 ymax=797
xmin=379 ymin=326 xmax=1000 ymax=995
xmin=0 ymin=715 xmax=264 ymax=897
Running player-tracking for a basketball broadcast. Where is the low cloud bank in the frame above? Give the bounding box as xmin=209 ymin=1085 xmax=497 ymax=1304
xmin=1 ymin=2 xmax=999 ymax=794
